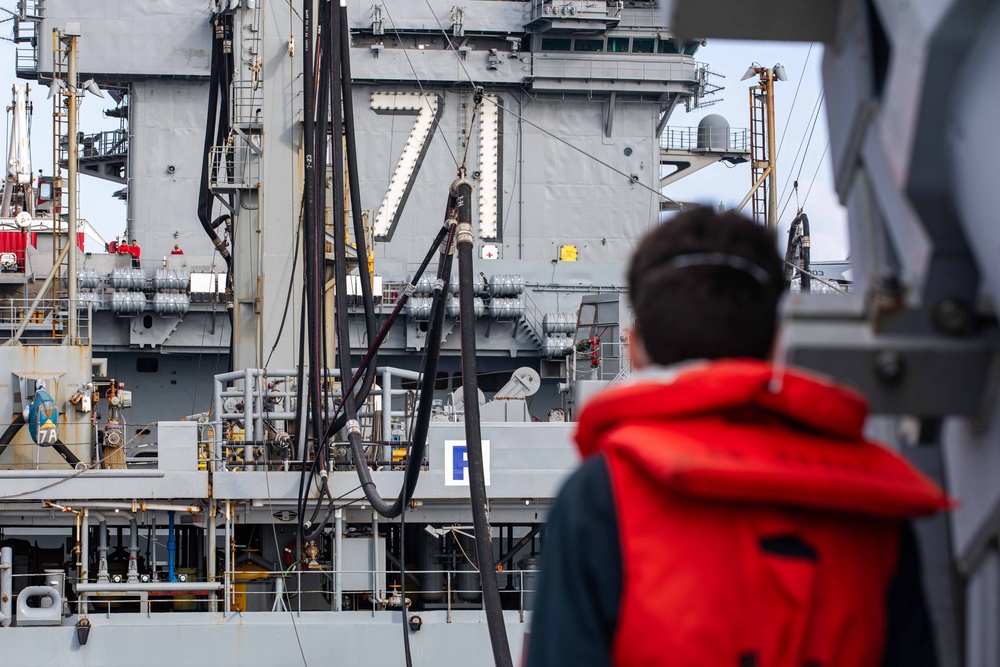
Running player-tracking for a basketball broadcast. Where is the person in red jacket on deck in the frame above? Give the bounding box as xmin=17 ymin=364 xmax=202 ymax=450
xmin=116 ymin=239 xmax=131 ymax=258
xmin=129 ymin=239 xmax=141 ymax=267
xmin=525 ymin=208 xmax=950 ymax=667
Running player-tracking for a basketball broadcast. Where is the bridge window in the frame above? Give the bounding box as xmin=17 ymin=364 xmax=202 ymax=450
xmin=540 ymin=37 xmax=571 ymax=51
xmin=607 ymin=37 xmax=630 ymax=53
xmin=658 ymin=38 xmax=681 ymax=54
xmin=632 ymin=38 xmax=654 ymax=54
xmin=574 ymin=39 xmax=604 ymax=53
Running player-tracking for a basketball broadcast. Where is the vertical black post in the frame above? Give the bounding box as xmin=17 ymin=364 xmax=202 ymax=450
xmin=454 ymin=179 xmax=513 ymax=667
xmin=298 ymin=0 xmax=316 ymax=565
xmin=799 ymin=213 xmax=811 ymax=293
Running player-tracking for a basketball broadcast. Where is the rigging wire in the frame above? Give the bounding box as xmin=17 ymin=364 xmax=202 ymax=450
xmin=264 ymin=208 xmax=303 ymax=367
xmin=775 ymin=89 xmax=826 ymax=224
xmin=420 ymin=0 xmax=683 ymax=208
xmin=800 ymin=140 xmax=831 ymax=209
xmin=776 ymin=88 xmax=825 ymax=209
xmin=774 ymin=43 xmax=813 ymax=160
xmin=379 ymin=1 xmax=461 ymax=171
xmin=793 ymin=92 xmax=825 ymax=187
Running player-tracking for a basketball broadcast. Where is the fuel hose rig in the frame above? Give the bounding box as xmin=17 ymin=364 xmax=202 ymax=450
xmin=199 ymin=6 xmax=236 ymax=367
xmin=454 ymin=176 xmax=515 ymax=667
xmin=288 ymin=3 xmax=513 ymax=666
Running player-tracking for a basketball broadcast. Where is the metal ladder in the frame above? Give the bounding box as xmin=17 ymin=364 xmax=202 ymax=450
xmin=50 ymin=32 xmax=74 ymax=340
xmin=748 ymin=86 xmax=769 ymax=227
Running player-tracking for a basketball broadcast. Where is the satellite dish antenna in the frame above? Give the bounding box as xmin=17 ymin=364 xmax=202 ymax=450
xmin=15 ymin=211 xmax=32 ymax=229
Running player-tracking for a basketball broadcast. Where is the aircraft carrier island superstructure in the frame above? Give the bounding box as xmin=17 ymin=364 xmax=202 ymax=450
xmin=0 ymin=2 xmax=747 ymax=664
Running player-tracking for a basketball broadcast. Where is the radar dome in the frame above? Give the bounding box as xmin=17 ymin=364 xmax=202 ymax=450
xmin=697 ymin=114 xmax=730 ymax=151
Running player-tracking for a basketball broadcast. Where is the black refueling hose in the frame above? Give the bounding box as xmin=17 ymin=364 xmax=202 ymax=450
xmin=298 ymin=222 xmax=452 ymax=540
xmin=454 ymin=178 xmax=513 ymax=667
xmin=296 ymin=0 xmax=317 ymax=566
xmin=783 ymin=211 xmax=811 ymax=292
xmin=340 ymin=1 xmax=379 ymax=408
xmin=292 ymin=33 xmax=507 ymax=667
xmin=197 ymin=12 xmax=233 ymax=267
xmin=301 ymin=3 xmax=456 ymax=538
xmin=284 ymin=9 xmax=513 ymax=667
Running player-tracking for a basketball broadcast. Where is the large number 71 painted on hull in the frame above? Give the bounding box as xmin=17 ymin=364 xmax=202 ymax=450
xmin=370 ymin=91 xmax=501 ymax=242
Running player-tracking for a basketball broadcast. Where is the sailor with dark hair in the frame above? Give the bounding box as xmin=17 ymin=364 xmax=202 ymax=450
xmin=129 ymin=239 xmax=141 ymax=267
xmin=525 ymin=207 xmax=948 ymax=667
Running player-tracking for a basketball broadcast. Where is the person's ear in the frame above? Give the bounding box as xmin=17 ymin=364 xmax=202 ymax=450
xmin=628 ymin=327 xmax=650 ymax=370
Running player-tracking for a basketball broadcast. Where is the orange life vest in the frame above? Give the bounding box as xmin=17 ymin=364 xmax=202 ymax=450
xmin=575 ymin=359 xmax=951 ymax=667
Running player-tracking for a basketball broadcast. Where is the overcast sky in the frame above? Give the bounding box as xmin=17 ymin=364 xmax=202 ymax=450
xmin=664 ymin=39 xmax=848 ymax=261
xmin=1 ymin=11 xmax=847 ymax=260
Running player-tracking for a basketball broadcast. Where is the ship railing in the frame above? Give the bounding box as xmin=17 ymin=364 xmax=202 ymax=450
xmin=660 ymin=125 xmax=751 ymax=153
xmin=12 ymin=1 xmax=41 ymax=78
xmin=517 ymin=289 xmax=545 ymax=348
xmin=14 ymin=47 xmax=37 ymax=77
xmin=568 ymin=338 xmax=627 ymax=384
xmin=533 ymin=54 xmax=701 ymax=84
xmin=79 ymin=129 xmax=129 ymax=159
xmin=223 ymin=567 xmax=538 ymax=617
xmin=4 ymin=568 xmax=537 ymax=618
xmin=379 ymin=280 xmax=406 ymax=310
xmin=0 ymin=297 xmax=93 ymax=345
xmin=231 ymin=79 xmax=263 ymax=129
xmin=208 ymin=143 xmax=260 ymax=191
xmin=211 ymin=366 xmax=425 ymax=471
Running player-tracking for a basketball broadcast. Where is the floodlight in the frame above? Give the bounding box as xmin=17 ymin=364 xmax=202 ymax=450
xmin=773 ymin=64 xmax=788 ymax=81
xmin=82 ymin=79 xmax=105 ymax=98
xmin=46 ymin=79 xmax=66 ymax=99
xmin=740 ymin=65 xmax=758 ymax=81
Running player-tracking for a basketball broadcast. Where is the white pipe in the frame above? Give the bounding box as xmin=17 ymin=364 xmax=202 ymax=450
xmin=214 ymin=374 xmax=224 ymax=471
xmin=76 ymin=582 xmax=222 ymax=592
xmin=67 ymin=34 xmax=79 ymax=342
xmin=224 ymin=500 xmax=231 ymax=614
xmin=243 ymin=368 xmax=254 ymax=445
xmin=1 ymin=546 xmax=12 ymax=627
xmin=382 ymin=368 xmax=392 ymax=466
xmin=334 ymin=507 xmax=343 ymax=612
xmin=207 ymin=499 xmax=217 ymax=610
xmin=371 ymin=510 xmax=378 ymax=614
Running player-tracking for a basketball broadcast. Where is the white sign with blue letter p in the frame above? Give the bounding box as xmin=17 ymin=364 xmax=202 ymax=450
xmin=444 ymin=440 xmax=491 ymax=486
